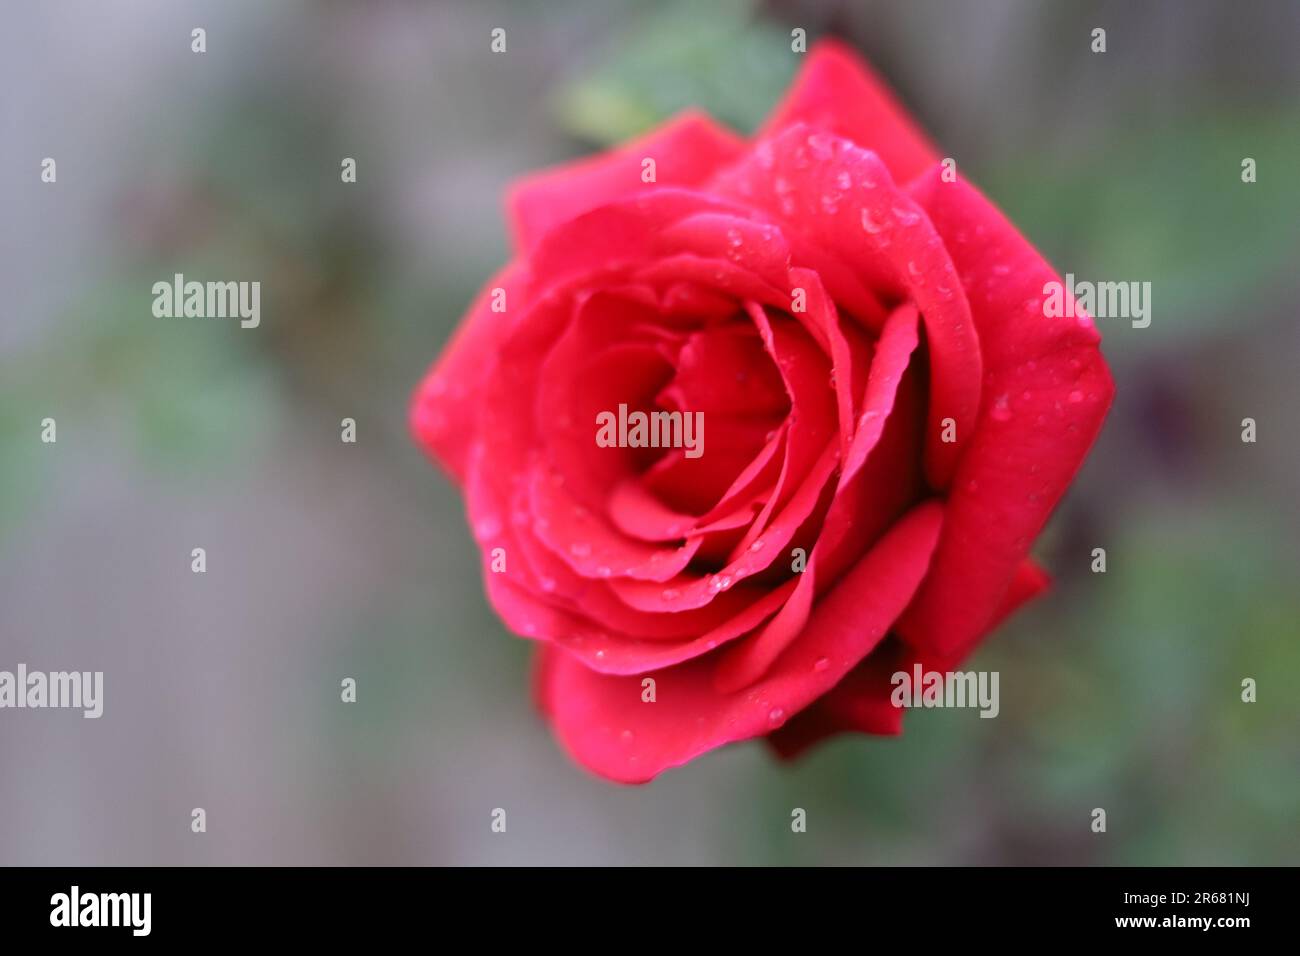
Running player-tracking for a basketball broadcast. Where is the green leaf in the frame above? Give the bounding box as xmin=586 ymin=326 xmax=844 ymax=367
xmin=552 ymin=0 xmax=797 ymax=144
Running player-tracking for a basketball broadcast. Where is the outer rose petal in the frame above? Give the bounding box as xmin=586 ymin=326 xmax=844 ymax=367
xmin=536 ymin=501 xmax=944 ymax=783
xmin=759 ymin=39 xmax=939 ymax=183
xmin=768 ymin=558 xmax=1050 ymax=759
xmin=896 ymin=169 xmax=1114 ymax=659
xmin=409 ymin=263 xmax=528 ymax=483
xmin=507 ymin=110 xmax=747 ymax=252
xmin=992 ymin=558 xmax=1051 ymax=624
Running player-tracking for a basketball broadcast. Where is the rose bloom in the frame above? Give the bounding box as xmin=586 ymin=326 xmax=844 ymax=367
xmin=410 ymin=41 xmax=1113 ymax=783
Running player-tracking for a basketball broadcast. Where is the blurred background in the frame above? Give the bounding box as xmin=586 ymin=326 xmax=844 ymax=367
xmin=1 ymin=0 xmax=1297 ymax=865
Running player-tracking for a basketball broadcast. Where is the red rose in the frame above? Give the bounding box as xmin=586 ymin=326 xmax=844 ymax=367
xmin=410 ymin=41 xmax=1113 ymax=782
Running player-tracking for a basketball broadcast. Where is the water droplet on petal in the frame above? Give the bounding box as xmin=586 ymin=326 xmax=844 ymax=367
xmin=813 ymin=657 xmax=830 ymax=672
xmin=767 ymin=707 xmax=786 ymax=726
xmin=861 ymin=208 xmax=887 ymax=234
xmin=807 ymin=131 xmax=835 ymax=159
xmin=892 ymin=205 xmax=920 ymax=225
xmin=990 ymin=394 xmax=1012 ymax=422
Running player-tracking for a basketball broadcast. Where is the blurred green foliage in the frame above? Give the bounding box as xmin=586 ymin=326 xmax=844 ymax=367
xmin=552 ymin=0 xmax=797 ymax=142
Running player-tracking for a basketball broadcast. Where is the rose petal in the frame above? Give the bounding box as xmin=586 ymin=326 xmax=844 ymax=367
xmin=758 ymin=39 xmax=940 ymax=184
xmin=736 ymin=303 xmax=838 ymax=551
xmin=713 ymin=302 xmax=924 ymax=691
xmin=609 ymin=441 xmax=839 ymax=613
xmin=409 ymin=263 xmax=529 ymax=482
xmin=549 ymin=579 xmax=800 ymax=675
xmin=896 ymin=169 xmax=1114 ymax=659
xmin=785 ymin=266 xmax=872 ymax=455
xmin=527 ymin=463 xmax=702 ymax=582
xmin=714 ymin=125 xmax=982 ymax=490
xmin=537 ymin=500 xmax=944 ymax=782
xmin=768 ymin=557 xmax=1050 ymax=759
xmin=508 ymin=111 xmax=746 ymax=252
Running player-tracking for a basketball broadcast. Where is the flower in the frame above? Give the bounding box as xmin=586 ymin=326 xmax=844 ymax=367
xmin=410 ymin=40 xmax=1114 ymax=782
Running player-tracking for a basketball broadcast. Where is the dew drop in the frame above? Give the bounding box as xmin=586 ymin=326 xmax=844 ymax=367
xmin=990 ymin=394 xmax=1012 ymax=422
xmin=570 ymin=541 xmax=592 ymax=558
xmin=861 ymin=208 xmax=887 ymax=234
xmin=807 ymin=131 xmax=835 ymax=159
xmin=1068 ymin=389 xmax=1085 ymax=403
xmin=767 ymin=707 xmax=786 ymax=726
xmin=474 ymin=515 xmax=503 ymax=539
xmin=813 ymin=657 xmax=830 ymax=672
xmin=892 ymin=205 xmax=920 ymax=225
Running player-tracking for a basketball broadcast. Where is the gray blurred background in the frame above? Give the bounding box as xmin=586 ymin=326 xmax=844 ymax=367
xmin=1 ymin=0 xmax=1297 ymax=865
